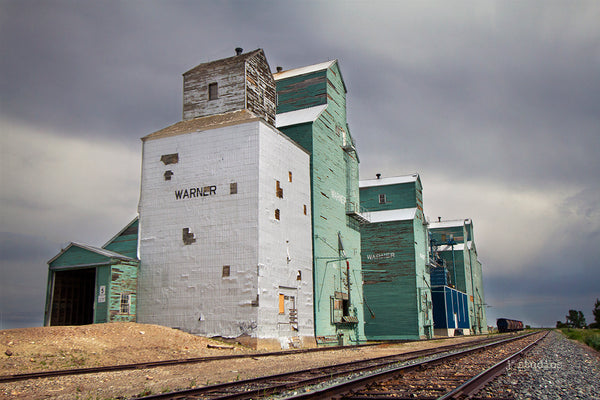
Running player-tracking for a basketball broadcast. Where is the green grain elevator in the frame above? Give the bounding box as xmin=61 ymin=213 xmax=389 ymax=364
xmin=274 ymin=61 xmax=367 ymax=344
xmin=428 ymin=219 xmax=487 ymax=334
xmin=44 ymin=218 xmax=139 ymax=326
xmin=359 ymin=174 xmax=434 ymax=340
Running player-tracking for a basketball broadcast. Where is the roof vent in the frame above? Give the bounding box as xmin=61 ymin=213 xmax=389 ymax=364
xmin=235 ymin=47 xmax=243 ymax=56
xmin=276 ymin=66 xmax=283 ymax=72
xmin=376 ymin=173 xmax=381 ymax=179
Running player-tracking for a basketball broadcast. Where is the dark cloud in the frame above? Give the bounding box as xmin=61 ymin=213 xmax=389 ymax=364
xmin=1 ymin=1 xmax=599 ymax=330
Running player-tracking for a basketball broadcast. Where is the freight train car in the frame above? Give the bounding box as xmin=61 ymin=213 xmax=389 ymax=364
xmin=497 ymin=318 xmax=524 ymax=333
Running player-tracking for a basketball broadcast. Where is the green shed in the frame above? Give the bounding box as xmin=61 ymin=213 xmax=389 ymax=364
xmin=44 ymin=218 xmax=139 ymax=326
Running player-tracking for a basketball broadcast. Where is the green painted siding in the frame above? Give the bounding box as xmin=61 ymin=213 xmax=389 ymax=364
xmin=359 ymin=178 xmax=432 ymax=340
xmin=430 ymin=226 xmax=465 ymax=244
xmin=276 ymin=70 xmax=327 ymax=114
xmin=95 ymin=265 xmax=110 ymax=323
xmin=103 ymin=218 xmax=138 ymax=259
xmin=362 ymin=220 xmax=419 ymax=339
xmin=109 ymin=263 xmax=138 ymax=322
xmin=361 ymin=183 xmax=417 ymax=211
xmin=50 ymin=246 xmax=112 ymax=268
xmin=277 ymin=61 xmax=365 ymax=344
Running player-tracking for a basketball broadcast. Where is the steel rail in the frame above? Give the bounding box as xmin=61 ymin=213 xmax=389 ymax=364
xmin=0 ymin=333 xmax=515 ymax=383
xmin=280 ymin=331 xmax=542 ymax=400
xmin=437 ymin=330 xmax=549 ymax=399
xmin=136 ymin=332 xmax=535 ymax=400
xmin=0 ymin=341 xmax=385 ymax=383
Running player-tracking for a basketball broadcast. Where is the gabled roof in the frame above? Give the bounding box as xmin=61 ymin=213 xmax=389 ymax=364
xmin=102 ymin=216 xmax=138 ymax=249
xmin=276 ymin=104 xmax=327 ymax=128
xmin=273 ymin=59 xmax=347 ymax=92
xmin=183 ymin=49 xmax=264 ymax=76
xmin=368 ymin=207 xmax=417 ymax=223
xmin=142 ymin=110 xmax=261 ymax=141
xmin=47 ymin=242 xmax=137 ymax=265
xmin=360 ymin=174 xmax=420 ymax=188
xmin=273 ymin=60 xmax=336 ymax=80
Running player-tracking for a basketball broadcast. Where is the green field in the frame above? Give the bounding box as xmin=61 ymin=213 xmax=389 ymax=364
xmin=559 ymin=328 xmax=600 ymax=351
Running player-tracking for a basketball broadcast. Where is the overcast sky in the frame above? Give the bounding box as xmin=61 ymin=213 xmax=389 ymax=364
xmin=1 ymin=1 xmax=599 ymax=330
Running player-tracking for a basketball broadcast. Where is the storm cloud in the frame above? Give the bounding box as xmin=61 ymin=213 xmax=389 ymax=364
xmin=1 ymin=1 xmax=599 ymax=329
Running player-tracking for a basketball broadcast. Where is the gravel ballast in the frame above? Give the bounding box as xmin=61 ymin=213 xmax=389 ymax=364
xmin=481 ymin=330 xmax=600 ymax=399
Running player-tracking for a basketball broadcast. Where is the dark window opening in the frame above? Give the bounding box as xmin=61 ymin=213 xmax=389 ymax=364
xmin=379 ymin=194 xmax=386 ymax=204
xmin=160 ymin=153 xmax=179 ymax=165
xmin=208 ymin=82 xmax=218 ymax=100
xmin=288 ymin=171 xmax=292 ymax=182
xmin=230 ymin=182 xmax=237 ymax=194
xmin=164 ymin=170 xmax=173 ymax=181
xmin=276 ymin=180 xmax=283 ymax=198
xmin=222 ymin=265 xmax=230 ymax=277
xmin=275 ymin=209 xmax=280 ymax=220
xmin=303 ymin=204 xmax=307 ymax=215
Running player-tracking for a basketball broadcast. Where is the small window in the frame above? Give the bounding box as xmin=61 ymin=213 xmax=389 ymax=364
xmin=279 ymin=294 xmax=285 ymax=314
xmin=230 ymin=182 xmax=237 ymax=195
xmin=120 ymin=294 xmax=130 ymax=314
xmin=164 ymin=170 xmax=173 ymax=181
xmin=303 ymin=204 xmax=307 ymax=215
xmin=288 ymin=171 xmax=292 ymax=182
xmin=275 ymin=209 xmax=280 ymax=220
xmin=208 ymin=82 xmax=218 ymax=100
xmin=276 ymin=180 xmax=283 ymax=198
xmin=297 ymin=270 xmax=302 ymax=281
xmin=222 ymin=265 xmax=230 ymax=277
xmin=379 ymin=194 xmax=386 ymax=204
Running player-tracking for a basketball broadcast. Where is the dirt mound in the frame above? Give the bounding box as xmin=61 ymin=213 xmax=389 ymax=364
xmin=1 ymin=322 xmax=248 ymax=375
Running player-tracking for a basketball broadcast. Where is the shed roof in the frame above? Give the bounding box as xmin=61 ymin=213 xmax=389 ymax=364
xmin=276 ymin=104 xmax=327 ymax=128
xmin=360 ymin=174 xmax=420 ymax=188
xmin=183 ymin=49 xmax=264 ymax=76
xmin=273 ymin=60 xmax=336 ymax=80
xmin=142 ymin=110 xmax=260 ymax=141
xmin=368 ymin=207 xmax=417 ymax=223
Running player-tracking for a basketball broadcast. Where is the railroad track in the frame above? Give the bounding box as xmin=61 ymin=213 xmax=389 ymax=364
xmin=284 ymin=330 xmax=548 ymax=400
xmin=136 ymin=332 xmax=539 ymax=400
xmin=0 ymin=334 xmax=506 ymax=384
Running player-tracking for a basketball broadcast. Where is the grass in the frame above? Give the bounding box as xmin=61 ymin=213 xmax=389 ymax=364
xmin=560 ymin=328 xmax=600 ymax=351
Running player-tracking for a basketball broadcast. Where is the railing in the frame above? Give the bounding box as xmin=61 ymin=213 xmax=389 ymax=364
xmin=345 ymin=201 xmax=370 ymax=223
